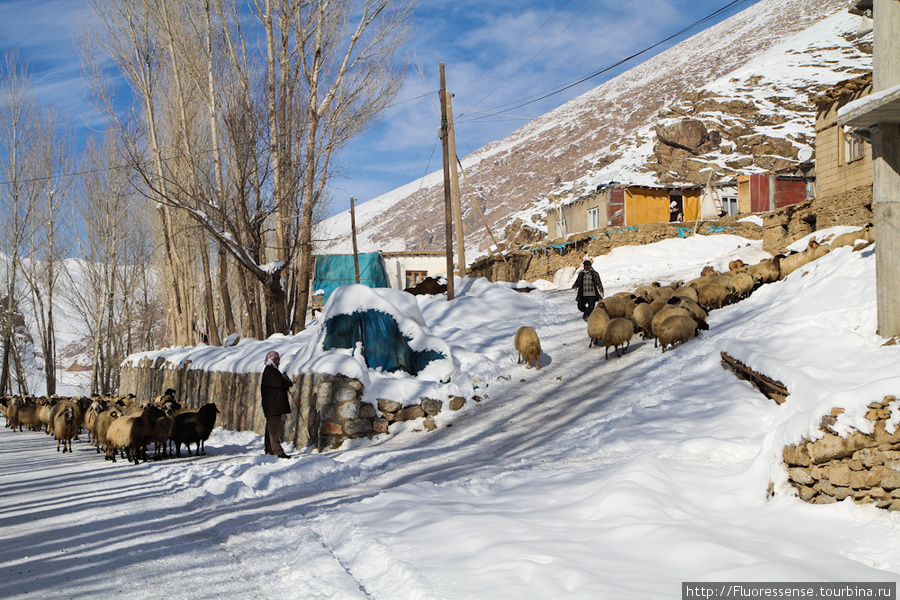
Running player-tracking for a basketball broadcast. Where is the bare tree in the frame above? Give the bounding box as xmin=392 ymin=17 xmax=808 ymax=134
xmin=0 ymin=52 xmax=38 ymax=396
xmin=80 ymin=0 xmax=414 ymax=342
xmin=21 ymin=107 xmax=74 ymax=396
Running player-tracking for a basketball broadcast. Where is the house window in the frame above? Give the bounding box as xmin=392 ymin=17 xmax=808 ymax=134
xmin=842 ymin=126 xmax=866 ymax=163
xmin=587 ymin=207 xmax=601 ymax=230
xmin=556 ymin=219 xmax=568 ymax=239
xmin=721 ymin=196 xmax=739 ymax=216
xmin=405 ymin=270 xmax=427 ymax=289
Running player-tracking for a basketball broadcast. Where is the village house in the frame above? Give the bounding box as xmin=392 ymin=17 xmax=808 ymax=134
xmin=545 ymin=183 xmax=717 ymax=239
xmin=736 ymin=163 xmax=816 ymax=213
xmin=813 ymin=72 xmax=874 ymax=201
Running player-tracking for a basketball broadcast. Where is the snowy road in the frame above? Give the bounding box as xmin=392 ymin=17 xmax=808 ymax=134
xmin=4 ymin=234 xmax=900 ymax=599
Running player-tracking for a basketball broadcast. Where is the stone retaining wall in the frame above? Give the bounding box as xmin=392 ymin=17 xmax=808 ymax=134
xmin=120 ymin=361 xmax=470 ymax=451
xmin=783 ymin=396 xmax=900 ymax=510
xmin=469 ymin=185 xmax=872 ymax=284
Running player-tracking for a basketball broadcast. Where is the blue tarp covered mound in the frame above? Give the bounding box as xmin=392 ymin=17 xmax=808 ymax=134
xmin=323 ymin=310 xmax=446 ymax=376
xmin=307 ymin=284 xmax=455 ymax=383
xmin=314 ymin=253 xmax=389 ymax=302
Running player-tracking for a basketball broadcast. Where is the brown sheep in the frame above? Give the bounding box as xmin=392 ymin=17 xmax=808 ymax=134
xmin=634 ymin=285 xmax=655 ymax=301
xmin=106 ymin=405 xmax=162 ymax=464
xmin=601 ymin=296 xmax=629 ymax=319
xmin=671 ymin=286 xmax=699 ymax=303
xmin=602 ymin=318 xmax=636 ymax=359
xmin=587 ymin=307 xmax=611 ymax=348
xmin=728 ymin=259 xmax=745 ymax=271
xmin=151 ymin=402 xmax=176 ymax=460
xmin=657 ymin=315 xmax=700 ymax=353
xmin=780 ymin=240 xmax=827 ymax=279
xmin=651 ymin=306 xmax=691 ymax=347
xmin=53 ymin=405 xmax=79 ymax=453
xmin=747 ymin=256 xmax=781 ymax=284
xmin=697 ymin=284 xmax=731 ymax=310
xmin=632 ymin=301 xmax=654 ymax=340
xmin=514 ymin=326 xmax=542 ymax=370
xmin=92 ymin=407 xmax=121 ymax=455
xmin=15 ymin=398 xmax=40 ymax=432
xmin=650 ymin=286 xmax=674 ymax=303
xmin=730 ymin=272 xmax=756 ymax=300
xmin=830 ymin=225 xmax=873 ymax=250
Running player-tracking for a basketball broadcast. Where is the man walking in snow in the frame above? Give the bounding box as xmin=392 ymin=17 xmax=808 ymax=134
xmin=573 ymin=259 xmax=604 ymax=320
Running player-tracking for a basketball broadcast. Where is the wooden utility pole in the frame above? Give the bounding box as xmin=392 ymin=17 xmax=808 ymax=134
xmin=439 ymin=63 xmax=455 ymax=300
xmin=841 ymin=0 xmax=900 ymax=337
xmin=445 ymin=90 xmax=466 ymax=277
xmin=350 ymin=197 xmax=361 ymax=284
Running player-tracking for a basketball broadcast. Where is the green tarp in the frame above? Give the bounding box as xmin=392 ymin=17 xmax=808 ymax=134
xmin=314 ymin=253 xmax=389 ymax=302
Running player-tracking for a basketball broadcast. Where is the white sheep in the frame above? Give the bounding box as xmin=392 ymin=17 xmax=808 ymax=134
xmin=514 ymin=326 xmax=542 ymax=370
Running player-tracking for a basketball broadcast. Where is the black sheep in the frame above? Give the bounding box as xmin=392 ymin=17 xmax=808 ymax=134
xmin=173 ymin=403 xmax=220 ymax=458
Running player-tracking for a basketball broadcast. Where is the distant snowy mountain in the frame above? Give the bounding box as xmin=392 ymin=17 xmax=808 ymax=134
xmin=315 ymin=0 xmax=870 ymax=258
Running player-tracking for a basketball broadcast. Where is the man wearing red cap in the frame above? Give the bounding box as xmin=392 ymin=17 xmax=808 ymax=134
xmin=261 ymin=350 xmax=293 ymax=458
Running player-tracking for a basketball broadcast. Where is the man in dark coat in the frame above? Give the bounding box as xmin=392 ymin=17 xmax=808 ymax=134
xmin=572 ymin=259 xmax=604 ymax=320
xmin=261 ymin=350 xmax=293 ymax=458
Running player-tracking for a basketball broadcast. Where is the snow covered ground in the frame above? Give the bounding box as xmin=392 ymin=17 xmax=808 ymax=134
xmin=3 ymin=230 xmax=900 ymax=599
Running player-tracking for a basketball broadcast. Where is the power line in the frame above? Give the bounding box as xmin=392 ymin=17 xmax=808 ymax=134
xmin=457 ymin=0 xmax=577 ymax=96
xmin=463 ymin=0 xmax=753 ymax=122
xmin=464 ymin=0 xmax=600 ymax=116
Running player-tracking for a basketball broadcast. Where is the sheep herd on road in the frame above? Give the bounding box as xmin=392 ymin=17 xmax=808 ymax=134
xmin=517 ymin=225 xmax=874 ymax=365
xmin=1 ymin=390 xmax=219 ymax=465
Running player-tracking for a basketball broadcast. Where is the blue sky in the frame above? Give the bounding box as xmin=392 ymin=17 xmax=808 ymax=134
xmin=0 ymin=0 xmax=760 ymax=217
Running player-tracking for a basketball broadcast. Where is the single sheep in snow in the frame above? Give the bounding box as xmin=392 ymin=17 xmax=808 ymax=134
xmin=53 ymin=404 xmax=79 ymax=453
xmin=830 ymin=224 xmax=873 ymax=250
xmin=657 ymin=315 xmax=700 ymax=353
xmin=602 ymin=317 xmax=636 ymax=359
xmin=587 ymin=307 xmax=611 ymax=348
xmin=514 ymin=326 xmax=542 ymax=370
xmin=173 ymin=403 xmax=220 ymax=458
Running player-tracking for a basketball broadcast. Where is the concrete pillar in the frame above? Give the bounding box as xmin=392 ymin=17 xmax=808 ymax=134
xmin=872 ymin=0 xmax=900 ymax=337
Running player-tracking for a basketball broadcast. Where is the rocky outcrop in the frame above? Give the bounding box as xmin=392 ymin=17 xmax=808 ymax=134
xmin=784 ymin=397 xmax=900 ymax=509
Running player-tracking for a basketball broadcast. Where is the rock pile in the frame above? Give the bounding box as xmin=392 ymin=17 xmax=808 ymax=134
xmin=315 ymin=374 xmax=470 ymax=450
xmin=784 ymin=397 xmax=900 ymax=509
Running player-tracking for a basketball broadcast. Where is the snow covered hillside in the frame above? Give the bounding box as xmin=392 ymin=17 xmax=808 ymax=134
xmin=4 ymin=231 xmax=900 ymax=599
xmin=315 ymin=0 xmax=867 ymax=257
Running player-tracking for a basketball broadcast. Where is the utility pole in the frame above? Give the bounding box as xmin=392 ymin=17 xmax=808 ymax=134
xmin=350 ymin=197 xmax=360 ymax=284
xmin=840 ymin=0 xmax=900 ymax=337
xmin=445 ymin=90 xmax=466 ymax=278
xmin=439 ymin=63 xmax=455 ymax=300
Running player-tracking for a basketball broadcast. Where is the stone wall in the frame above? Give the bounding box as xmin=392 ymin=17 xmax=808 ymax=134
xmin=469 ymin=221 xmax=765 ymax=283
xmin=783 ymin=396 xmax=900 ymax=510
xmin=469 ymin=185 xmax=873 ymax=284
xmin=120 ymin=361 xmax=470 ymax=451
xmin=121 ymin=361 xmax=358 ymax=451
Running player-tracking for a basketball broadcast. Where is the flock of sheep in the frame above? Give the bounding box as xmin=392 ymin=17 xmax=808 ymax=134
xmin=516 ymin=225 xmax=874 ymax=366
xmin=1 ymin=391 xmax=220 ymax=465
